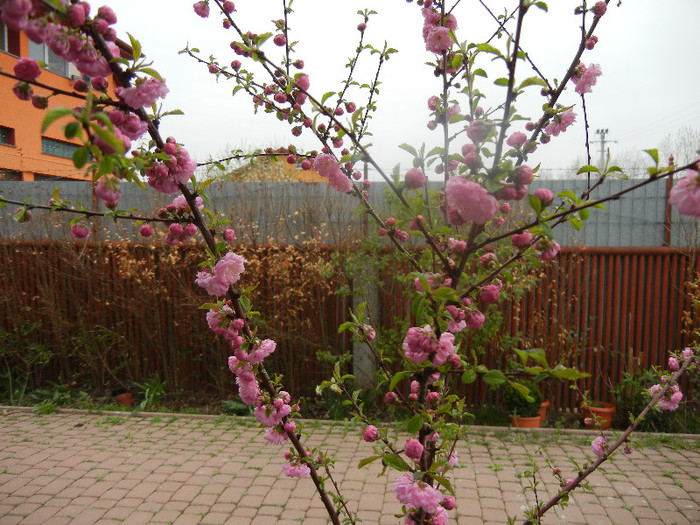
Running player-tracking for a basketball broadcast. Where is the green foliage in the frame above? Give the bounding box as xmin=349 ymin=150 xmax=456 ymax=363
xmin=0 ymin=321 xmax=52 ymax=405
xmin=222 ymin=399 xmax=253 ymax=416
xmin=133 ymin=374 xmax=167 ymax=410
xmin=503 ymin=380 xmax=543 ymax=417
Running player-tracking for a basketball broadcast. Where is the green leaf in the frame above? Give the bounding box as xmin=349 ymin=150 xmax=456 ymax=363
xmin=451 ymin=54 xmax=464 ymax=70
xmin=579 ymin=207 xmax=590 ymax=220
xmin=494 ymin=77 xmax=509 ymax=86
xmin=390 ymin=370 xmax=412 ymax=392
xmin=576 ymin=165 xmax=600 ymax=175
xmin=461 ymin=368 xmax=477 ymax=384
xmin=90 ymin=123 xmax=123 ymax=154
xmin=42 ymin=107 xmax=73 ymax=132
xmin=139 ymin=67 xmax=163 ymax=80
xmin=382 ymin=454 xmax=411 ymax=472
xmin=528 ymin=194 xmax=542 ymax=215
xmin=358 ymin=455 xmax=381 ymax=469
xmin=476 ymin=43 xmax=502 ymax=57
xmin=567 ymin=214 xmax=583 ymax=231
xmin=473 ymin=68 xmax=487 ymax=78
xmin=534 ymin=1 xmax=548 ymax=11
xmin=239 ymin=295 xmax=251 ymax=312
xmin=399 ymin=143 xmax=418 ymax=157
xmin=644 ymin=149 xmax=659 ymax=166
xmin=406 ymin=414 xmax=423 ymax=434
xmin=64 ymin=121 xmax=81 ymax=139
xmin=550 ymin=366 xmax=590 ymax=380
xmin=72 ymin=147 xmax=89 ymax=169
xmin=483 ymin=369 xmax=507 ymax=386
xmin=128 ymin=33 xmax=141 ymax=61
xmin=518 ymin=76 xmax=547 ymax=89
xmin=433 ymin=475 xmax=456 ymax=495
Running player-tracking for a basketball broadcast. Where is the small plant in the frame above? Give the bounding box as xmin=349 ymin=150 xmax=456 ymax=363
xmin=32 ymin=399 xmax=57 ymax=415
xmin=504 ymin=381 xmax=544 ymax=418
xmin=222 ymin=399 xmax=252 ymax=416
xmin=30 ymin=381 xmax=72 ymax=407
xmin=133 ymin=374 xmax=166 ymax=410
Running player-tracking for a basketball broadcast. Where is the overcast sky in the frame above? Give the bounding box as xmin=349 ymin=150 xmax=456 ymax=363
xmin=105 ymin=1 xmax=700 ymax=179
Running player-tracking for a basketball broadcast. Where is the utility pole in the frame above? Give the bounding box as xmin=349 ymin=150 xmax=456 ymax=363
xmin=593 ymin=128 xmax=617 ymax=168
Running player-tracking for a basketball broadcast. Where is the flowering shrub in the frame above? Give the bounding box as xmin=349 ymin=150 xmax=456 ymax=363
xmin=0 ymin=0 xmax=699 ymax=524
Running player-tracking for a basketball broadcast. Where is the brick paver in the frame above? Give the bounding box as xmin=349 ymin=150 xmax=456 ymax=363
xmin=1 ymin=408 xmax=699 ymax=524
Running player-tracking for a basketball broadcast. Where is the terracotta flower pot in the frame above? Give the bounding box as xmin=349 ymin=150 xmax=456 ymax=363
xmin=116 ymin=392 xmax=132 ymax=407
xmin=511 ymin=415 xmax=542 ymax=428
xmin=538 ymin=400 xmax=550 ymax=424
xmin=581 ymin=401 xmax=615 ymax=430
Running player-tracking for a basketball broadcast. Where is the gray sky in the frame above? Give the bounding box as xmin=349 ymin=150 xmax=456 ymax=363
xmin=106 ymin=1 xmax=700 ymax=179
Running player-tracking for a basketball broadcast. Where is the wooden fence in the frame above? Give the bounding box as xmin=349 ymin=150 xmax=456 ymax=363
xmin=0 ymin=241 xmax=697 ymax=409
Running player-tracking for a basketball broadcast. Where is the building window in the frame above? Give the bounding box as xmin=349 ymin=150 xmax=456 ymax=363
xmin=0 ymin=126 xmax=15 ymax=146
xmin=0 ymin=169 xmax=22 ymax=181
xmin=41 ymin=137 xmax=80 ymax=159
xmin=34 ymin=173 xmax=71 ymax=181
xmin=0 ymin=21 xmax=20 ymax=55
xmin=28 ymin=40 xmax=70 ymax=77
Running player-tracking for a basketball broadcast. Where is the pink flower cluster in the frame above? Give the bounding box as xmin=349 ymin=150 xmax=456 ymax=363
xmin=195 ymin=251 xmax=247 ymax=296
xmin=422 ymin=6 xmax=456 ymax=54
xmin=402 ymin=325 xmax=456 ymax=366
xmin=650 ymin=383 xmax=683 ymax=411
xmin=591 ymin=436 xmax=607 ymax=458
xmin=314 ymin=154 xmax=353 ymax=193
xmin=545 ymin=109 xmax=577 ymax=137
xmin=445 ymin=176 xmax=499 ymax=226
xmin=94 ymin=176 xmax=121 ymax=208
xmin=394 ymin=473 xmax=444 ymax=514
xmin=145 ymin=138 xmax=197 ymax=194
xmin=116 ymin=77 xmax=169 ymax=109
xmin=571 ymin=63 xmax=602 ymax=95
xmin=3 ymin=0 xmax=118 ymax=80
xmin=669 ymin=170 xmax=700 ymax=218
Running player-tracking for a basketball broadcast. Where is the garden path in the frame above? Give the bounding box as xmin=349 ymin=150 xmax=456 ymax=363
xmin=0 ymin=408 xmax=699 ymax=524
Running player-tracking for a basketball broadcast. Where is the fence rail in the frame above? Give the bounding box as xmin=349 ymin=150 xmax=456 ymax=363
xmin=0 ymin=240 xmax=697 ymax=410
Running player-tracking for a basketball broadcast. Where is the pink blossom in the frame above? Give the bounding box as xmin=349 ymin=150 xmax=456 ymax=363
xmin=393 ymin=474 xmax=443 ymax=514
xmin=222 ymin=1 xmax=236 ymax=13
xmin=683 ymin=347 xmax=694 ymax=362
xmin=12 ymin=82 xmax=32 ymax=101
xmin=445 ymin=305 xmax=466 ymax=333
xmin=118 ymin=77 xmax=169 ymax=109
xmin=425 ymin=26 xmax=453 ymax=54
xmin=195 ymin=252 xmax=247 ymax=296
xmin=405 ymin=168 xmax=427 ymax=189
xmin=465 ymin=310 xmax=485 ymax=330
xmin=571 ymin=63 xmax=602 ymax=95
xmin=466 ymin=120 xmax=491 ymax=143
xmin=193 ymin=1 xmax=210 ymax=17
xmin=70 ymin=222 xmax=91 ymax=239
xmin=650 ymin=384 xmax=683 ymax=411
xmin=254 ymin=401 xmax=292 ymax=427
xmin=246 ymin=339 xmax=276 ymax=365
xmin=361 ymin=324 xmax=376 ymax=341
xmin=545 ymin=110 xmax=577 ymax=137
xmin=506 ymin=132 xmax=527 ymax=148
xmin=668 ymin=357 xmax=680 ymax=371
xmin=264 ymin=427 xmax=288 ymax=444
xmin=479 ymin=284 xmax=500 ymax=304
xmin=206 ymin=306 xmax=239 ymax=340
xmin=0 ymin=0 xmax=32 ymax=31
xmin=282 ymin=462 xmax=310 ymax=478
xmin=511 ymin=165 xmax=534 ymax=186
xmin=433 ymin=332 xmax=455 ymax=366
xmin=94 ymin=178 xmax=121 ymax=207
xmin=669 ymin=171 xmax=700 ymax=218
xmin=591 ymin=436 xmax=607 ymax=458
xmin=224 ymin=228 xmax=236 ymax=242
xmin=139 ymin=224 xmax=154 ymax=237
xmin=363 ymin=425 xmax=378 ymax=442
xmin=592 ymin=1 xmax=607 ymax=17
xmin=537 ymin=239 xmax=561 ymax=261
xmin=511 ymin=231 xmax=533 ymax=248
xmin=403 ymin=325 xmax=438 ymax=365
xmin=586 ymin=36 xmax=599 ymax=50
xmin=404 ymin=439 xmax=424 ymax=460
xmin=13 ymin=58 xmax=41 ymax=82
xmin=445 ymin=177 xmax=499 ymax=226
xmin=534 ymin=188 xmax=554 ymax=207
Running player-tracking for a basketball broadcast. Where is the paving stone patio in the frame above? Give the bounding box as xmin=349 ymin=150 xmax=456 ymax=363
xmin=0 ymin=408 xmax=699 ymax=524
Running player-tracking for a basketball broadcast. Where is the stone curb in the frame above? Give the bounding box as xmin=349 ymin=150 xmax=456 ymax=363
xmin=3 ymin=404 xmax=699 ymax=440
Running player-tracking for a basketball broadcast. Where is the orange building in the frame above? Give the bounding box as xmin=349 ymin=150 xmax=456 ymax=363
xmin=1 ymin=20 xmax=103 ymax=182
